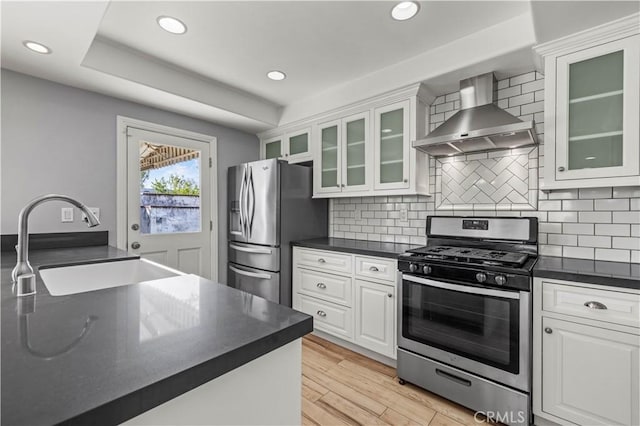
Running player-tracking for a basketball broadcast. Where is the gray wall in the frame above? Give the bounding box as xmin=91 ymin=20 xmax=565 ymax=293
xmin=1 ymin=69 xmax=259 ymax=283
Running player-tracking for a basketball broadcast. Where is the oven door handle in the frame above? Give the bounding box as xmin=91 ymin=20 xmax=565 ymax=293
xmin=402 ymin=274 xmax=520 ymax=300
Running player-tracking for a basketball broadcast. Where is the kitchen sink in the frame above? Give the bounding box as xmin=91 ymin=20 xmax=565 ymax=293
xmin=39 ymin=258 xmax=185 ymax=296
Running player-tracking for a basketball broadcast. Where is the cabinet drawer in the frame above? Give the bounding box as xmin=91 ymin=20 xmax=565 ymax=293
xmin=296 ymin=268 xmax=352 ymax=307
xmin=294 ymin=248 xmax=352 ymax=274
xmin=542 ymin=281 xmax=640 ymax=328
xmin=297 ymin=294 xmax=353 ymax=340
xmin=355 ymin=256 xmax=397 ymax=283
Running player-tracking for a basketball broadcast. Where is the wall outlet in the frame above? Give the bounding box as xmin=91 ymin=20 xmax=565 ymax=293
xmin=82 ymin=207 xmax=100 ymax=222
xmin=400 ymin=208 xmax=408 ymax=222
xmin=61 ymin=208 xmax=74 ymax=223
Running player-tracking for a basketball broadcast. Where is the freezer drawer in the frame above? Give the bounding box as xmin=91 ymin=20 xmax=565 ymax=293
xmin=228 ymin=242 xmax=280 ymax=272
xmin=228 ymin=263 xmax=280 ymax=303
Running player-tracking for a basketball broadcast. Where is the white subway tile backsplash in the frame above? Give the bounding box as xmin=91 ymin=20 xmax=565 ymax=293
xmin=327 ymin=71 xmax=640 ymax=263
xmin=595 ymin=248 xmax=630 ymax=262
xmin=578 ymin=235 xmax=611 ymax=248
xmin=563 ymin=246 xmax=594 ymax=260
xmin=612 ymin=237 xmax=640 ymax=250
xmin=594 ymin=199 xmax=629 ymax=211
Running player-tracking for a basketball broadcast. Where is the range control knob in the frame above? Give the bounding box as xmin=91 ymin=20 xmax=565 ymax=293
xmin=422 ymin=265 xmax=432 ymax=275
xmin=409 ymin=263 xmax=418 ymax=273
xmin=495 ymin=275 xmax=507 ymax=286
xmin=475 ymin=272 xmax=487 ymax=283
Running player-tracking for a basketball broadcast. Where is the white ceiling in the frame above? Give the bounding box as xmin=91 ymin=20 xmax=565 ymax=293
xmin=2 ymin=1 xmax=638 ymax=134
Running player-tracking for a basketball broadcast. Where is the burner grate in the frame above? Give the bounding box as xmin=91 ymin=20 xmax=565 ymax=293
xmin=408 ymin=245 xmax=529 ymax=267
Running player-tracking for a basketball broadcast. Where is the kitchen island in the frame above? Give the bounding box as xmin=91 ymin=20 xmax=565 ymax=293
xmin=1 ymin=245 xmax=312 ymax=425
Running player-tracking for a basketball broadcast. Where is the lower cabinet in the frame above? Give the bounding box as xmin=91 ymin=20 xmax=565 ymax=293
xmin=533 ymin=277 xmax=640 ymax=426
xmin=354 ymin=280 xmax=395 ymax=358
xmin=293 ymin=247 xmax=397 ymax=360
xmin=541 ymin=317 xmax=639 ymax=426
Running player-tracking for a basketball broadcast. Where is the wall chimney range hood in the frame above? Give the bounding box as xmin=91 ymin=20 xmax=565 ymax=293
xmin=413 ymin=72 xmax=537 ymax=157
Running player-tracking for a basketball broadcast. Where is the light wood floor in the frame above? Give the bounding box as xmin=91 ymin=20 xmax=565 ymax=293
xmin=301 ymin=335 xmax=487 ymax=426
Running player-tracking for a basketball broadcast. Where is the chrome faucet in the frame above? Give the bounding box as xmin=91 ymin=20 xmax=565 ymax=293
xmin=12 ymin=194 xmax=100 ymax=297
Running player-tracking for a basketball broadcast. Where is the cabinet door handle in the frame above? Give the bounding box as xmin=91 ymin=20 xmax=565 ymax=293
xmin=316 ymin=283 xmax=326 ymax=289
xmin=557 ymin=166 xmax=565 ymax=172
xmin=317 ymin=258 xmax=326 ymax=264
xmin=369 ymin=266 xmax=379 ymax=272
xmin=403 ymin=178 xmax=408 ymax=183
xmin=544 ymin=327 xmax=553 ymax=334
xmin=584 ymin=301 xmax=607 ymax=310
xmin=317 ymin=310 xmax=327 ymax=317
xmin=387 ymin=293 xmax=393 ymax=298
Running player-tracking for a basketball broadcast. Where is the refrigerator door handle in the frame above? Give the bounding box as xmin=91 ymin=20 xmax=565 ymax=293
xmin=229 ymin=243 xmax=272 ymax=254
xmin=238 ymin=165 xmax=247 ymax=237
xmin=229 ymin=265 xmax=271 ymax=280
xmin=248 ymin=166 xmax=255 ymax=238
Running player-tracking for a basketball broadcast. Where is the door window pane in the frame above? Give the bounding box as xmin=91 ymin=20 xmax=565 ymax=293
xmin=568 ymin=50 xmax=624 ymax=170
xmin=140 ymin=141 xmax=201 ymax=234
xmin=346 ymin=118 xmax=366 ymax=186
xmin=379 ymin=109 xmax=404 ymax=183
xmin=265 ymin=140 xmax=281 ymax=159
xmin=321 ymin=125 xmax=339 ymax=188
xmin=289 ymin=133 xmax=308 ymax=156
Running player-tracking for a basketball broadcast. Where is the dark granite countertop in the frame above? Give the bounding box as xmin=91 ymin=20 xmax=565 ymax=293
xmin=2 ymin=246 xmax=312 ymax=425
xmin=534 ymin=255 xmax=640 ymax=290
xmin=292 ymin=237 xmax=421 ymax=259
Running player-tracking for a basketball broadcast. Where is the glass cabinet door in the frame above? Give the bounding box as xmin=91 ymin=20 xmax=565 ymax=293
xmin=556 ymin=36 xmax=640 ymax=180
xmin=288 ymin=131 xmax=309 ymax=157
xmin=342 ymin=112 xmax=369 ymax=191
xmin=318 ymin=121 xmax=341 ymax=192
xmin=375 ymin=100 xmax=410 ymax=189
xmin=263 ymin=137 xmax=282 ymax=160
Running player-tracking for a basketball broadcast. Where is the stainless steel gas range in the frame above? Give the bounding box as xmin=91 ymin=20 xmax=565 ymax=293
xmin=397 ymin=216 xmax=538 ymax=426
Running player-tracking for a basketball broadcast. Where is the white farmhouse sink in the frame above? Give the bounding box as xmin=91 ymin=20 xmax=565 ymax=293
xmin=39 ymin=258 xmax=185 ymax=296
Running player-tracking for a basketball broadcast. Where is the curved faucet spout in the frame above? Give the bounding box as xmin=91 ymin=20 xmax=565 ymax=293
xmin=12 ymin=194 xmax=101 ymax=296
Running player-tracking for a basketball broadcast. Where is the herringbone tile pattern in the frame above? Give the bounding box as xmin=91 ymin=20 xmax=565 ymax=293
xmin=436 ymin=148 xmax=538 ymax=211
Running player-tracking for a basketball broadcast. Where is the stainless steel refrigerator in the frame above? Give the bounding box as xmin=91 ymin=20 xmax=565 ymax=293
xmin=227 ymin=158 xmax=328 ymax=306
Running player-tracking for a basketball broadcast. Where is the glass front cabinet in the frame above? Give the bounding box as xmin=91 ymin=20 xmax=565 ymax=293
xmin=315 ymin=112 xmax=371 ymax=195
xmin=374 ymin=100 xmax=411 ymax=190
xmin=260 ymin=127 xmax=312 ymax=164
xmin=537 ymin=32 xmax=640 ymax=189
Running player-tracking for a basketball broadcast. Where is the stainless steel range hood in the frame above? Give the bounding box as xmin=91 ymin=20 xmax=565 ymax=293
xmin=413 ymin=73 xmax=537 ymax=157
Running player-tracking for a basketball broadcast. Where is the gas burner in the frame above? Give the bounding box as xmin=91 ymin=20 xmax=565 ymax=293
xmin=408 ymin=245 xmax=529 ymax=267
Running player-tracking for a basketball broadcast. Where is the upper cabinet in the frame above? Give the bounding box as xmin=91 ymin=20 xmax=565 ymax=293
xmin=260 ymin=84 xmax=433 ymax=198
xmin=535 ymin=14 xmax=640 ymax=190
xmin=315 ymin=112 xmax=371 ymax=195
xmin=260 ymin=127 xmax=312 ymax=164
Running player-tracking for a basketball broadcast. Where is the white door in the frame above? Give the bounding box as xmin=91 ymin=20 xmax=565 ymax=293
xmin=542 ymin=317 xmax=640 ymax=426
xmin=127 ymin=127 xmax=211 ymax=278
xmin=354 ymin=279 xmax=395 ymax=358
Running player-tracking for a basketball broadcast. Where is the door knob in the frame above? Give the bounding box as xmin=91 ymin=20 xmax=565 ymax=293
xmin=131 ymin=242 xmax=141 ymax=250
xmin=131 ymin=223 xmax=139 ymax=231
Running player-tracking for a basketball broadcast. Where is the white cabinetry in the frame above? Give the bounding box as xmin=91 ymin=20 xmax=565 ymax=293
xmin=533 ymin=277 xmax=640 ymax=426
xmin=292 ymin=247 xmax=397 ymax=360
xmin=534 ymin=14 xmax=640 ymax=189
xmin=260 ymin=127 xmax=312 ymax=163
xmin=258 ymin=84 xmax=434 ymax=198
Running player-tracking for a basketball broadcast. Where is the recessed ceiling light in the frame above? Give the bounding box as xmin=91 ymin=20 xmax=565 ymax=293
xmin=267 ymin=70 xmax=286 ymax=81
xmin=23 ymin=40 xmax=51 ymax=54
xmin=391 ymin=1 xmax=420 ymax=21
xmin=157 ymin=16 xmax=187 ymax=34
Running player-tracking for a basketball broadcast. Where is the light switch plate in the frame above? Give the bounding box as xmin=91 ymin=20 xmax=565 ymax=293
xmin=82 ymin=207 xmax=100 ymax=222
xmin=400 ymin=208 xmax=408 ymax=222
xmin=61 ymin=208 xmax=73 ymax=223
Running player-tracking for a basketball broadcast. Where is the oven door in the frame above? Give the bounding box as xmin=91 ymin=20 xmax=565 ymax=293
xmin=398 ymin=274 xmax=530 ymax=391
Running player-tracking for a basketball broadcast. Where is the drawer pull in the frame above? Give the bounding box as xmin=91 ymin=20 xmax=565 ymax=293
xmin=316 ymin=282 xmax=326 ymax=289
xmin=544 ymin=327 xmax=553 ymax=334
xmin=317 ymin=258 xmax=326 ymax=264
xmin=435 ymin=369 xmax=471 ymax=387
xmin=316 ymin=310 xmax=327 ymax=317
xmin=584 ymin=301 xmax=607 ymax=310
xmin=369 ymin=266 xmax=380 ymax=272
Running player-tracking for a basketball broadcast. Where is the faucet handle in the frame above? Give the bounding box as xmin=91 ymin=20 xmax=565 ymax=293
xmin=14 ymin=273 xmax=36 ymax=297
